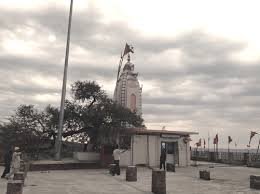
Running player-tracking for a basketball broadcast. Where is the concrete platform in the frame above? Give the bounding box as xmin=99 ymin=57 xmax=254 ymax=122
xmin=29 ymin=159 xmax=100 ymax=171
xmin=1 ymin=162 xmax=260 ymax=193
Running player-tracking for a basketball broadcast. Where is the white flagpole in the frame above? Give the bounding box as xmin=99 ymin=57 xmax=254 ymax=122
xmin=56 ymin=0 xmax=74 ymax=160
xmin=208 ymin=131 xmax=210 ymax=161
xmin=257 ymin=139 xmax=260 ymax=154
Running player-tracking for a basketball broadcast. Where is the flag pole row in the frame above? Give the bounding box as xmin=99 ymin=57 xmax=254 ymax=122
xmin=194 ymin=131 xmax=260 ymax=152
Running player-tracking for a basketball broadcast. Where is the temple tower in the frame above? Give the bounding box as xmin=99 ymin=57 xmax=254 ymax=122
xmin=114 ymin=54 xmax=142 ymax=116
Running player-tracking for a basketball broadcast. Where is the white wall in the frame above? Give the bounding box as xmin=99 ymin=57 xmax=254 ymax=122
xmin=132 ymin=135 xmax=147 ymax=165
xmin=119 ymin=134 xmax=191 ymax=167
xmin=178 ymin=138 xmax=187 ymax=167
xmin=120 ymin=135 xmax=160 ymax=167
xmin=148 ymin=135 xmax=160 ymax=167
xmin=120 ymin=150 xmax=131 ymax=166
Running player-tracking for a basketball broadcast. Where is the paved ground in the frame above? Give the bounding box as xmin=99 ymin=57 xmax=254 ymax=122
xmin=1 ymin=162 xmax=260 ymax=194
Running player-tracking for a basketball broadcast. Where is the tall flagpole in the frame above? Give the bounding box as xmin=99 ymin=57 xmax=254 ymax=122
xmin=114 ymin=53 xmax=123 ymax=102
xmin=208 ymin=131 xmax=210 ymax=161
xmin=56 ymin=0 xmax=74 ymax=160
xmin=216 ymin=133 xmax=218 ymax=160
xmin=228 ymin=138 xmax=230 ymax=163
xmin=116 ymin=54 xmax=124 ymax=82
xmin=257 ymin=139 xmax=260 ymax=154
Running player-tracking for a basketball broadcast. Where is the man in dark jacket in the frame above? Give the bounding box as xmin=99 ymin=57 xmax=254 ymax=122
xmin=1 ymin=149 xmax=12 ymax=178
xmin=160 ymin=148 xmax=167 ymax=170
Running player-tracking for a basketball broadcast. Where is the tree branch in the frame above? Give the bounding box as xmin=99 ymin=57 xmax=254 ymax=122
xmin=62 ymin=127 xmax=91 ymax=137
xmin=87 ymin=97 xmax=96 ymax=109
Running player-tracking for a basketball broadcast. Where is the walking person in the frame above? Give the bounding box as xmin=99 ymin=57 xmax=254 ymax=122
xmin=1 ymin=149 xmax=12 ymax=179
xmin=6 ymin=147 xmax=21 ymax=179
xmin=112 ymin=144 xmax=127 ymax=176
xmin=160 ymin=148 xmax=166 ymax=170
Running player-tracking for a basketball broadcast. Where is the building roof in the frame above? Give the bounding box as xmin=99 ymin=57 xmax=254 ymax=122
xmin=125 ymin=128 xmax=198 ymax=136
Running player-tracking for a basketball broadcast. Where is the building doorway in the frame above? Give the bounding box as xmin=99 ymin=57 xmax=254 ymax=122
xmin=161 ymin=142 xmax=179 ymax=165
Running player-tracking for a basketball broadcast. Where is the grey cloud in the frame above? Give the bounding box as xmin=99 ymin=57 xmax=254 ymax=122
xmin=0 ymin=3 xmax=260 ymax=148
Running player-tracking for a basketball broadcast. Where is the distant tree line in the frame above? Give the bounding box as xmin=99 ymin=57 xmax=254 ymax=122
xmin=0 ymin=80 xmax=145 ymax=159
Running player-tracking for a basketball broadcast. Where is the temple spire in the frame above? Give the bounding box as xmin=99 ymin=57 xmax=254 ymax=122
xmin=127 ymin=53 xmax=131 ymax=62
xmin=113 ymin=47 xmax=142 ymax=116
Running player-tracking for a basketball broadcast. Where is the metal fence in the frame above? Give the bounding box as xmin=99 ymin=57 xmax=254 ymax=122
xmin=249 ymin=153 xmax=260 ymax=162
xmin=191 ymin=150 xmax=248 ymax=165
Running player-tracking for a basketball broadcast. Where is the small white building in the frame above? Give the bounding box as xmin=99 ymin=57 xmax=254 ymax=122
xmin=119 ymin=128 xmax=197 ymax=167
xmin=73 ymin=128 xmax=197 ymax=167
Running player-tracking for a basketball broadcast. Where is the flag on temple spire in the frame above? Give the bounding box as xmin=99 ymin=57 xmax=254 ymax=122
xmin=122 ymin=43 xmax=134 ymax=58
xmin=228 ymin=136 xmax=232 ymax=144
xmin=116 ymin=43 xmax=134 ymax=81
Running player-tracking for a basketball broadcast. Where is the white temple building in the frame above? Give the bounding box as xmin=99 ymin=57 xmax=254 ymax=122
xmin=113 ymin=54 xmax=142 ymax=116
xmin=74 ymin=48 xmax=198 ymax=168
xmin=111 ymin=51 xmax=198 ymax=167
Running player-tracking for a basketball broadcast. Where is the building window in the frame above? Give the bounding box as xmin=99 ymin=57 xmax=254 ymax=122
xmin=130 ymin=94 xmax=136 ymax=112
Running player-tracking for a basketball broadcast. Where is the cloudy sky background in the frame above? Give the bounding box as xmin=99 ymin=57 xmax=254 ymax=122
xmin=1 ymin=0 xmax=260 ymax=149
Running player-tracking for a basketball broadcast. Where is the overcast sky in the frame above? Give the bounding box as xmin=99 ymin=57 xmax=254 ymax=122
xmin=1 ymin=0 xmax=260 ymax=148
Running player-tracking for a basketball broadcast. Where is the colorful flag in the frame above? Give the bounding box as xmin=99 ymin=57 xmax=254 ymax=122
xmin=249 ymin=131 xmax=258 ymax=145
xmin=123 ymin=43 xmax=134 ymax=57
xmin=250 ymin=131 xmax=257 ymax=139
xmin=228 ymin=136 xmax=232 ymax=144
xmin=213 ymin=137 xmax=216 ymax=144
xmin=196 ymin=138 xmax=201 ymax=147
xmin=214 ymin=134 xmax=218 ymax=144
